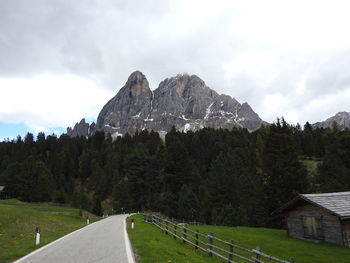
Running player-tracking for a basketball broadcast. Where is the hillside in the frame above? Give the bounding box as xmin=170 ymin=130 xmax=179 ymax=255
xmin=0 ymin=199 xmax=99 ymax=263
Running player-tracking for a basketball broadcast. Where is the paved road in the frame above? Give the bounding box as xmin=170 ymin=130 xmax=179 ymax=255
xmin=15 ymin=214 xmax=134 ymax=263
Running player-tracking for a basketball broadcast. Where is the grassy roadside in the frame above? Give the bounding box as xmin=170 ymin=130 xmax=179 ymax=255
xmin=127 ymin=214 xmax=222 ymax=263
xmin=0 ymin=199 xmax=100 ymax=263
xmin=190 ymin=224 xmax=350 ymax=263
xmin=127 ymin=214 xmax=350 ymax=263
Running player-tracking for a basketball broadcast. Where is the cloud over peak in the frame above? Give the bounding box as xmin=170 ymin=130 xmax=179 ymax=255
xmin=1 ymin=0 xmax=350 ymax=135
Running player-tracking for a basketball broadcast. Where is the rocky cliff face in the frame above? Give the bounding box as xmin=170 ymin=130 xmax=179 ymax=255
xmin=67 ymin=71 xmax=265 ymax=137
xmin=67 ymin=118 xmax=95 ymax=137
xmin=96 ymin=71 xmax=153 ymax=136
xmin=312 ymin=112 xmax=350 ymax=129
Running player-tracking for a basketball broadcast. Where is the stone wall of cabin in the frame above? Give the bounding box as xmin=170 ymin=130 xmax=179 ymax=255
xmin=286 ymin=203 xmax=343 ymax=245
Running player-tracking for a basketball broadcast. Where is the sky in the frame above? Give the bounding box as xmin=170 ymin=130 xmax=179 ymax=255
xmin=1 ymin=0 xmax=350 ymax=140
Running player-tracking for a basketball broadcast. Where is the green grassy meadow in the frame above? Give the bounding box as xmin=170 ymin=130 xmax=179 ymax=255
xmin=300 ymin=157 xmax=322 ymax=178
xmin=127 ymin=214 xmax=222 ymax=263
xmin=190 ymin=224 xmax=350 ymax=263
xmin=127 ymin=214 xmax=350 ymax=263
xmin=0 ymin=199 xmax=99 ymax=263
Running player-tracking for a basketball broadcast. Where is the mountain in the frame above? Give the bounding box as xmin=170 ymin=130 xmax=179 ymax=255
xmin=67 ymin=118 xmax=95 ymax=137
xmin=67 ymin=71 xmax=264 ymax=137
xmin=312 ymin=112 xmax=350 ymax=129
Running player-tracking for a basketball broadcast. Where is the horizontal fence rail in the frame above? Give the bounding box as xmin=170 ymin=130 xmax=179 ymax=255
xmin=144 ymin=214 xmax=294 ymax=263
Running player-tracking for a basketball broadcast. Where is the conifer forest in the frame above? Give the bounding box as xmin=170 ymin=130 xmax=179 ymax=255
xmin=1 ymin=119 xmax=349 ymax=228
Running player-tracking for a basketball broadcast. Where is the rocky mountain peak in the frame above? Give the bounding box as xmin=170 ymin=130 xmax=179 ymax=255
xmin=153 ymin=73 xmax=219 ymax=120
xmin=159 ymin=73 xmax=211 ymax=97
xmin=335 ymin=111 xmax=350 ymax=118
xmin=312 ymin=111 xmax=350 ymax=129
xmin=128 ymin=70 xmax=145 ymax=81
xmin=67 ymin=71 xmax=265 ymax=138
xmin=67 ymin=118 xmax=95 ymax=137
xmin=122 ymin=70 xmax=150 ymax=97
xmin=95 ymin=71 xmax=153 ymax=135
xmin=240 ymin=102 xmax=254 ymax=114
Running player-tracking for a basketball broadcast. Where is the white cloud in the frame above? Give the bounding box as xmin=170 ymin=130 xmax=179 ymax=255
xmin=0 ymin=74 xmax=113 ymax=132
xmin=1 ymin=0 xmax=350 ymax=132
xmin=231 ymin=0 xmax=350 ymax=53
xmin=259 ymin=86 xmax=350 ymax=125
xmin=261 ymin=93 xmax=289 ymax=121
xmin=297 ymin=88 xmax=350 ymax=124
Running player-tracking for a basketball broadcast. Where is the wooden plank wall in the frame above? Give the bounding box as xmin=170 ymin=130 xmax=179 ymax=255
xmin=286 ymin=203 xmax=343 ymax=245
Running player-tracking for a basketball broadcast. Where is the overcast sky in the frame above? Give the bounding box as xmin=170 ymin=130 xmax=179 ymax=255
xmin=1 ymin=0 xmax=350 ymax=139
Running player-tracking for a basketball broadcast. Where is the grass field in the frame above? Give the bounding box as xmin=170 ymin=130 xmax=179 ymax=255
xmin=300 ymin=157 xmax=322 ymax=192
xmin=127 ymin=214 xmax=222 ymax=263
xmin=0 ymin=199 xmax=99 ymax=263
xmin=127 ymin=214 xmax=350 ymax=263
xmin=300 ymin=157 xmax=322 ymax=178
xmin=301 ymin=158 xmax=321 ymax=177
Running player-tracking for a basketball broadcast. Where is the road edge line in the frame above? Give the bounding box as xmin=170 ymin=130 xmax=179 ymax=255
xmin=13 ymin=219 xmax=100 ymax=263
xmin=124 ymin=215 xmax=136 ymax=263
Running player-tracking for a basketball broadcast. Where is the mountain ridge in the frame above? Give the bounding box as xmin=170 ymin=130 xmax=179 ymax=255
xmin=312 ymin=112 xmax=350 ymax=129
xmin=67 ymin=71 xmax=265 ymax=137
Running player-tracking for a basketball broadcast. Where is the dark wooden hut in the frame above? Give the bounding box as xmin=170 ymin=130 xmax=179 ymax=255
xmin=277 ymin=191 xmax=350 ymax=246
xmin=0 ymin=186 xmax=9 ymax=199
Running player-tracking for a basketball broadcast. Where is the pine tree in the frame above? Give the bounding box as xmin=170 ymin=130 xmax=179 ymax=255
xmin=262 ymin=118 xmax=309 ymax=221
xmin=318 ymin=131 xmax=350 ymax=192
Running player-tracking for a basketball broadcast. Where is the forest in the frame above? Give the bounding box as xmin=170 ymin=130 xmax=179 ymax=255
xmin=0 ymin=118 xmax=349 ymax=228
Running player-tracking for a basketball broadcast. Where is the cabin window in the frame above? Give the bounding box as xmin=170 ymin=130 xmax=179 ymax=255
xmin=302 ymin=216 xmax=323 ymax=240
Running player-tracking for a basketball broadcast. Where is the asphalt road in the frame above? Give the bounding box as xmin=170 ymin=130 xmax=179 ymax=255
xmin=15 ymin=214 xmax=134 ymax=263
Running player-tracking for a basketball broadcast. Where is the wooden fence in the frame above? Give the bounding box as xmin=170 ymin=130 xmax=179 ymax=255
xmin=144 ymin=214 xmax=294 ymax=263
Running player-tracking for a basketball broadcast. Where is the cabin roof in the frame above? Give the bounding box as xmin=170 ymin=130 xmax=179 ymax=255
xmin=276 ymin=191 xmax=350 ymax=218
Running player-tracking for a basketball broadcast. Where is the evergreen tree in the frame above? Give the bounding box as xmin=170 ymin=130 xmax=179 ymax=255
xmin=0 ymin=121 xmax=343 ymax=226
xmin=177 ymin=184 xmax=200 ymax=222
xmin=318 ymin=131 xmax=350 ymax=192
xmin=262 ymin=118 xmax=309 ymax=222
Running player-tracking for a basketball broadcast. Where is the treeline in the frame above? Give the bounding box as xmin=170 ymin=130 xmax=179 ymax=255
xmin=0 ymin=119 xmax=349 ymax=227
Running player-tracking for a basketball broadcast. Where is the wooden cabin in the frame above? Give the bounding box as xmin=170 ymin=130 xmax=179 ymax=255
xmin=0 ymin=186 xmax=9 ymax=199
xmin=277 ymin=191 xmax=350 ymax=247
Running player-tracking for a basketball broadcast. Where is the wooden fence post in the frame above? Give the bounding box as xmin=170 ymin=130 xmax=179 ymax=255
xmin=229 ymin=240 xmax=234 ymax=262
xmin=290 ymin=257 xmax=294 ymax=263
xmin=208 ymin=233 xmax=214 ymax=257
xmin=165 ymin=221 xmax=169 ymax=234
xmin=183 ymin=225 xmax=187 ymax=243
xmin=195 ymin=230 xmax=199 ymax=249
xmin=254 ymin=246 xmax=261 ymax=262
xmin=174 ymin=224 xmax=177 ymax=239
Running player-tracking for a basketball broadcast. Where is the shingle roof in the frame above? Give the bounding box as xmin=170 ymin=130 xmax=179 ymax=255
xmin=300 ymin=191 xmax=350 ymax=218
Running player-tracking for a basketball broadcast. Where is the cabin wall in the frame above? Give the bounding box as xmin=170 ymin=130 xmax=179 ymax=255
xmin=341 ymin=220 xmax=350 ymax=247
xmin=0 ymin=189 xmax=10 ymax=199
xmin=0 ymin=191 xmax=6 ymax=199
xmin=286 ymin=204 xmax=343 ymax=245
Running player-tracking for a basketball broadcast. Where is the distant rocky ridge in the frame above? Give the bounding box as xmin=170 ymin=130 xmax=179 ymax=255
xmin=312 ymin=112 xmax=350 ymax=129
xmin=67 ymin=71 xmax=265 ymax=138
xmin=67 ymin=118 xmax=95 ymax=137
